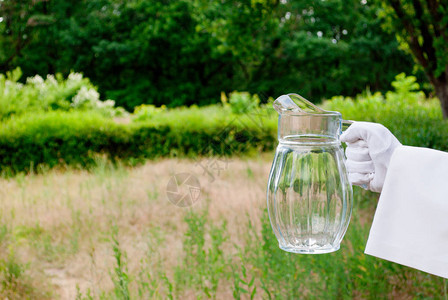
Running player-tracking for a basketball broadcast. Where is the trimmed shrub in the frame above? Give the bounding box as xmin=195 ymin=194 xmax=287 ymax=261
xmin=1 ymin=74 xmax=447 ymax=174
xmin=0 ymin=109 xmax=277 ymax=173
xmin=324 ymin=74 xmax=448 ymax=151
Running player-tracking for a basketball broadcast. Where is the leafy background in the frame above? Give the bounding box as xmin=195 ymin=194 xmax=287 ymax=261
xmin=1 ymin=0 xmax=420 ymax=109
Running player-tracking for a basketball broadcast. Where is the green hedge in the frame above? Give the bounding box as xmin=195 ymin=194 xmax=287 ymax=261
xmin=1 ymin=74 xmax=447 ymax=174
xmin=0 ymin=110 xmax=277 ymax=173
xmin=324 ymin=74 xmax=448 ymax=151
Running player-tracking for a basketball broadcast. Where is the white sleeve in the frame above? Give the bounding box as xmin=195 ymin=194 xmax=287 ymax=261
xmin=364 ymin=145 xmax=448 ymax=279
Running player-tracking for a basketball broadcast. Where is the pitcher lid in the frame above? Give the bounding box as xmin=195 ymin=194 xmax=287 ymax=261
xmin=273 ymin=93 xmax=340 ymax=116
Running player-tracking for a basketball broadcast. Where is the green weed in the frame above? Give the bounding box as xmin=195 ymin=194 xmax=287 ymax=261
xmin=111 ymin=227 xmax=131 ymax=300
xmin=0 ymin=247 xmax=51 ymax=299
xmin=173 ymin=206 xmax=229 ymax=298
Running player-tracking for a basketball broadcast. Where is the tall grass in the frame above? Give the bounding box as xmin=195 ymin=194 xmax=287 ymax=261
xmin=0 ymin=152 xmax=446 ymax=299
xmin=86 ymin=187 xmax=445 ymax=299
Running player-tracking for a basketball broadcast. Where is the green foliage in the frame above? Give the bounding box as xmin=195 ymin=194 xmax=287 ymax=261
xmin=103 ymin=191 xmax=445 ymax=299
xmin=0 ymin=108 xmax=277 ymax=174
xmin=0 ymin=232 xmax=52 ymax=299
xmin=1 ymin=0 xmax=415 ymax=109
xmin=1 ymin=74 xmax=447 ymax=174
xmin=0 ymin=250 xmax=25 ymax=289
xmin=231 ymin=249 xmax=257 ymax=299
xmin=378 ymin=0 xmax=448 ymax=80
xmin=0 ymin=68 xmax=125 ymax=120
xmin=228 ymin=92 xmax=260 ymax=114
xmin=388 ymin=73 xmax=424 ymax=101
xmin=249 ymin=190 xmax=446 ymax=299
xmin=377 ymin=0 xmax=448 ymax=117
xmin=324 ymin=73 xmax=448 ymax=150
xmin=132 ymin=104 xmax=166 ymax=122
xmin=0 ymin=111 xmax=120 ymax=173
xmin=111 ymin=228 xmax=131 ymax=300
xmin=173 ymin=206 xmax=229 ymax=298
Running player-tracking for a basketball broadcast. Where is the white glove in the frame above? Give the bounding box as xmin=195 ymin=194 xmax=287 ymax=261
xmin=340 ymin=122 xmax=402 ymax=193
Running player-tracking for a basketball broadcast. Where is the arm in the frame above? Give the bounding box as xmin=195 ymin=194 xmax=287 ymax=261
xmin=342 ymin=122 xmax=448 ymax=279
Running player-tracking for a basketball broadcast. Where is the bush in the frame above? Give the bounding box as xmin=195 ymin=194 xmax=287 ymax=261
xmin=1 ymin=73 xmax=447 ymax=174
xmin=0 ymin=68 xmax=125 ymax=120
xmin=324 ymin=73 xmax=448 ymax=151
xmin=227 ymin=92 xmax=260 ymax=114
xmin=0 ymin=112 xmax=120 ymax=172
xmin=132 ymin=104 xmax=167 ymax=122
xmin=0 ymin=108 xmax=277 ymax=173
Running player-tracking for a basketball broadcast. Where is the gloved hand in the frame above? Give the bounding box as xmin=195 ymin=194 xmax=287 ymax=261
xmin=340 ymin=122 xmax=402 ymax=193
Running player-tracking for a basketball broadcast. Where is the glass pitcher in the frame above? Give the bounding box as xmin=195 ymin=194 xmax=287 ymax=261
xmin=267 ymin=93 xmax=353 ymax=254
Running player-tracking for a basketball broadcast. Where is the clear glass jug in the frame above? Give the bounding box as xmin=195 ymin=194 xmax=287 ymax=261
xmin=267 ymin=93 xmax=353 ymax=254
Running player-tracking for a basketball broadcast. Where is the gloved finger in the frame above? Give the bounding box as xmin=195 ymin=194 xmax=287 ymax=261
xmin=346 ymin=159 xmax=375 ymax=173
xmin=346 ymin=140 xmax=368 ymax=148
xmin=346 ymin=146 xmax=370 ymax=161
xmin=348 ymin=172 xmax=373 ymax=186
xmin=340 ymin=122 xmax=370 ymax=143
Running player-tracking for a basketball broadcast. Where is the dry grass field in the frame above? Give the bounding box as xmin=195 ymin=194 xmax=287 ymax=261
xmin=0 ymin=156 xmax=446 ymax=299
xmin=0 ymin=156 xmax=272 ymax=299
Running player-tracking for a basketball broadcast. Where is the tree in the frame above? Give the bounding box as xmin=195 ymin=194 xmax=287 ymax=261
xmin=0 ymin=0 xmax=54 ymax=72
xmin=253 ymin=0 xmax=415 ymax=100
xmin=379 ymin=0 xmax=448 ymax=117
xmin=1 ymin=0 xmax=415 ymax=109
xmin=195 ymin=0 xmax=415 ymax=102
